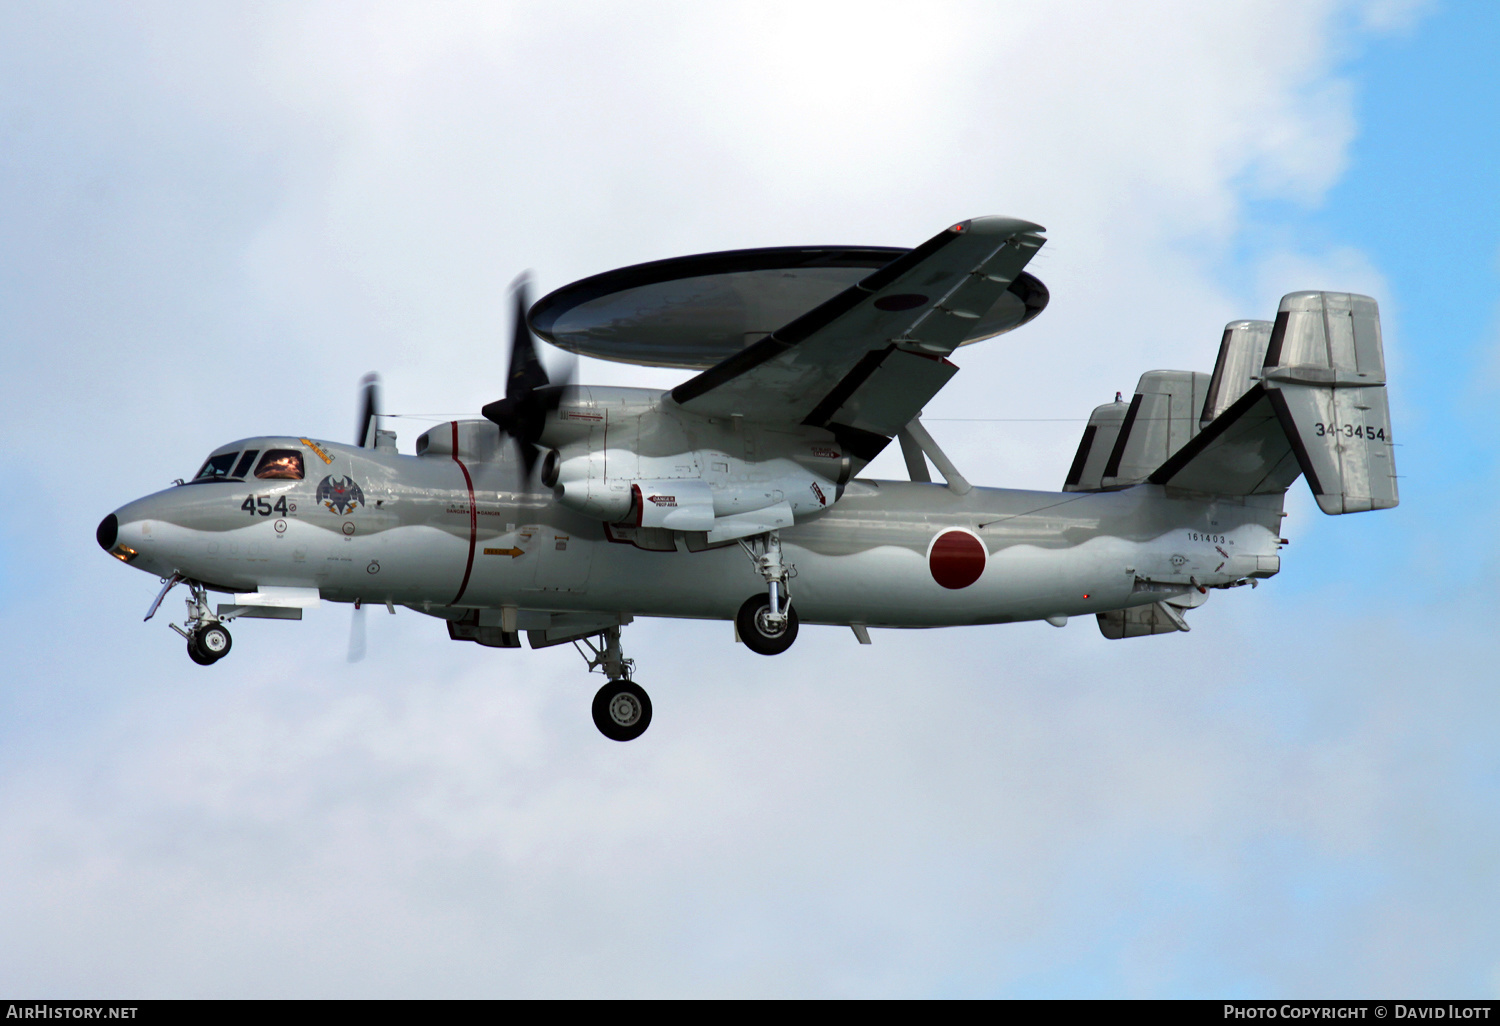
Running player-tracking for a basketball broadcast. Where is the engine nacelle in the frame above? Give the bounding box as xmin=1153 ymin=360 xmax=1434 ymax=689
xmin=545 ymin=447 xmax=841 ymax=542
xmin=533 ymin=384 xmax=852 ymax=541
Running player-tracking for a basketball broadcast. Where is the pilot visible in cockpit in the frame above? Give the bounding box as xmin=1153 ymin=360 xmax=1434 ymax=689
xmin=188 ymin=448 xmax=305 ymax=483
xmin=254 ymin=450 xmax=304 ymax=480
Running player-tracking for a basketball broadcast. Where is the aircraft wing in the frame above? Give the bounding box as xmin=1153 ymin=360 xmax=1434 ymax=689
xmin=669 ymin=216 xmax=1046 ymax=458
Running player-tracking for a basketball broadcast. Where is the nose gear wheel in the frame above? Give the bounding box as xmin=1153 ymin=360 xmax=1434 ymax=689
xmin=187 ymin=637 xmax=216 ymax=665
xmin=163 ymin=578 xmax=235 ymax=665
xmin=194 ymin=623 xmax=232 ymax=661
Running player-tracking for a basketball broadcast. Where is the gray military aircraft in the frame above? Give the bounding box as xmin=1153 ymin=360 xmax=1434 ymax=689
xmin=98 ymin=216 xmax=1397 ymax=740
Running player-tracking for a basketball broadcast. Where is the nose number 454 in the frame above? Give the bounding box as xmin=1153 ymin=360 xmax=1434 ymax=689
xmin=242 ymin=495 xmax=290 ymax=517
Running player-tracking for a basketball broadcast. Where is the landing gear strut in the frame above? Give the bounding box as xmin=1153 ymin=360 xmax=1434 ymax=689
xmin=574 ymin=626 xmax=652 ymax=741
xmin=166 ymin=579 xmax=233 ymax=666
xmin=737 ymin=532 xmax=799 ymax=655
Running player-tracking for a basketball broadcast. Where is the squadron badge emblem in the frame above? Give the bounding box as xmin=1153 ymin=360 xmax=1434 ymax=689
xmin=316 ymin=475 xmax=365 ymax=516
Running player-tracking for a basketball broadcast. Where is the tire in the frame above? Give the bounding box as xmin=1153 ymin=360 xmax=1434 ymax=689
xmin=194 ymin=623 xmax=232 ymax=662
xmin=187 ymin=637 xmax=215 ymax=665
xmin=591 ymin=679 xmax=653 ymax=742
xmin=736 ymin=594 xmax=799 ymax=656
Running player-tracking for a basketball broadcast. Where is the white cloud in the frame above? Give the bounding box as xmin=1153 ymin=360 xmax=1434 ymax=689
xmin=2 ymin=605 xmax=1495 ymax=996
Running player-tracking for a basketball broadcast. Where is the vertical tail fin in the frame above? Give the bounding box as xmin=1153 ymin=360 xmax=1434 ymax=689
xmin=1063 ymin=399 xmax=1129 ymax=492
xmin=1100 ymin=370 xmax=1212 ymax=488
xmin=1149 ymin=292 xmax=1398 ymax=513
xmin=1062 ymin=371 xmax=1210 ymax=490
xmin=1200 ymin=320 xmax=1273 ymax=428
xmin=1260 ymin=292 xmax=1397 ymax=513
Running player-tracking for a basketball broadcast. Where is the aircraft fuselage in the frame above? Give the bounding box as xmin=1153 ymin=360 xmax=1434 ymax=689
xmin=101 ymin=430 xmax=1284 ymax=631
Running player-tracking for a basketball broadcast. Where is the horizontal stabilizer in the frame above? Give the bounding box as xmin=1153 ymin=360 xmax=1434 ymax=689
xmin=1149 ymin=384 xmax=1303 ymax=496
xmin=1151 ymin=292 xmax=1398 ymax=513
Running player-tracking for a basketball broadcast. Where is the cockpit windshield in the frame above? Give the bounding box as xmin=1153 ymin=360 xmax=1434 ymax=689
xmin=188 ymin=445 xmax=303 ymax=484
xmin=254 ymin=449 xmax=305 ymax=480
xmin=193 ymin=452 xmax=239 ymax=482
xmin=232 ymin=450 xmax=259 ymax=478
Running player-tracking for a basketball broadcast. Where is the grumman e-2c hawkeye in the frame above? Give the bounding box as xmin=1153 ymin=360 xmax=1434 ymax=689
xmin=98 ymin=217 xmax=1398 ymax=741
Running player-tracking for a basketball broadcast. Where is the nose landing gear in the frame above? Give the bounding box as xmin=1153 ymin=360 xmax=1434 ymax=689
xmin=187 ymin=622 xmax=233 ymax=665
xmin=162 ymin=579 xmax=234 ymax=666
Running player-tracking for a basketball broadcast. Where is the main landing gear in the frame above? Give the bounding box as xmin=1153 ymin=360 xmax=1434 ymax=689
xmin=154 ymin=577 xmax=234 ymax=666
xmin=736 ymin=532 xmax=799 ymax=656
xmin=736 ymin=591 xmax=798 ymax=655
xmin=574 ymin=626 xmax=652 ymax=742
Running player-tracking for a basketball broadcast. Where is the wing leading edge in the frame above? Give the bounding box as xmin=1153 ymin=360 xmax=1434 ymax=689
xmin=669 ymin=217 xmax=1046 ymax=459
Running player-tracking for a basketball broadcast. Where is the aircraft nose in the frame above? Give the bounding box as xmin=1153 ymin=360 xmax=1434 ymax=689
xmin=97 ymin=513 xmax=118 ymax=551
xmin=101 ymin=493 xmax=180 ymax=571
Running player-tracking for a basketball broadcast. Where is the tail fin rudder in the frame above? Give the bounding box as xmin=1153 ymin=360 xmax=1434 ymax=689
xmin=1263 ymin=291 xmax=1397 ymax=513
xmin=1150 ymin=292 xmax=1397 ymax=513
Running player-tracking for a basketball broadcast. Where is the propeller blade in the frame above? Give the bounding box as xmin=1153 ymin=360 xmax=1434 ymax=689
xmin=483 ymin=273 xmax=576 ymax=479
xmin=357 ymin=372 xmax=381 ymax=447
xmin=347 ymin=601 xmax=367 ymax=663
xmin=518 ymin=439 xmax=541 ymax=477
xmin=506 ymin=276 xmax=549 ymax=401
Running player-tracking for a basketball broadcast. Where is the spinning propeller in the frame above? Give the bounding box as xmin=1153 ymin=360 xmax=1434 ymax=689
xmin=346 ymin=278 xmax=568 ymax=662
xmin=356 ymin=372 xmax=381 ymax=450
xmin=349 ymin=371 xmax=382 ymax=663
xmin=482 ymin=275 xmax=573 ymax=477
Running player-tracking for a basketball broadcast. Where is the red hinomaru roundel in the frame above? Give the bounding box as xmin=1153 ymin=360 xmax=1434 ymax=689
xmin=927 ymin=529 xmax=986 ymax=589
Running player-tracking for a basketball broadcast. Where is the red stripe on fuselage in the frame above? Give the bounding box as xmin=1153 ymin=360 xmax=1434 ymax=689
xmin=450 ymin=420 xmax=478 ymax=605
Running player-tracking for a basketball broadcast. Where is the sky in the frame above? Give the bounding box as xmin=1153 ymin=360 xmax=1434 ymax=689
xmin=1 ymin=0 xmax=1497 ymax=998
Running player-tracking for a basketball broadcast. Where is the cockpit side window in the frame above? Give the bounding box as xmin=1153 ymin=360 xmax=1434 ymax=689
xmin=254 ymin=449 xmax=305 ymax=480
xmin=232 ymin=450 xmax=260 ymax=478
xmin=193 ymin=452 xmax=240 ymax=481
